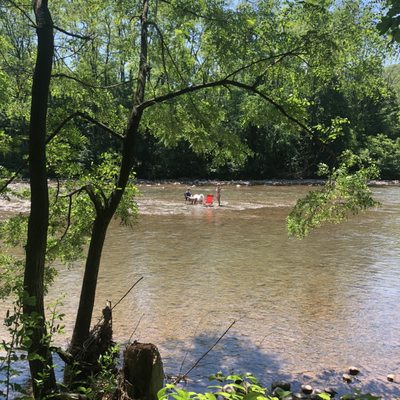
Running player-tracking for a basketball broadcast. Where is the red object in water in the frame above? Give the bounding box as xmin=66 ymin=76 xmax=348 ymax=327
xmin=204 ymin=194 xmax=214 ymax=206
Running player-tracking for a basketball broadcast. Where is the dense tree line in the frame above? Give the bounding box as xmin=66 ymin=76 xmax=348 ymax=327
xmin=1 ymin=0 xmax=400 ymax=181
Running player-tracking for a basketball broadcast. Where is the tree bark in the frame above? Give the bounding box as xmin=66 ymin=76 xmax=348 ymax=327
xmin=23 ymin=0 xmax=57 ymax=397
xmin=71 ymin=214 xmax=112 ymax=347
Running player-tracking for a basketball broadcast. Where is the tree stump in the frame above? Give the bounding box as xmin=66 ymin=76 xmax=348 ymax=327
xmin=123 ymin=342 xmax=164 ymax=400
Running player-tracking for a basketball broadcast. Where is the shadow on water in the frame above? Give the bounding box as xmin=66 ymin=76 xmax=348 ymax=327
xmin=1 ymin=325 xmax=400 ymax=399
xmin=159 ymin=329 xmax=286 ymax=390
xmin=158 ymin=330 xmax=400 ymax=399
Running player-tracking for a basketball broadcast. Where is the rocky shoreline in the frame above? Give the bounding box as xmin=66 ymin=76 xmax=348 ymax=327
xmin=135 ymin=179 xmax=400 ymax=187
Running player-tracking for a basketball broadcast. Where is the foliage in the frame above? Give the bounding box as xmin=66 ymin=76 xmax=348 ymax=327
xmin=72 ymin=345 xmax=119 ymax=400
xmin=158 ymin=373 xmax=281 ymax=400
xmin=1 ymin=0 xmax=399 ymax=180
xmin=362 ymin=134 xmax=400 ymax=179
xmin=158 ymin=372 xmax=382 ymax=400
xmin=287 ymin=152 xmax=379 ymax=238
xmin=377 ymin=0 xmax=400 ymax=43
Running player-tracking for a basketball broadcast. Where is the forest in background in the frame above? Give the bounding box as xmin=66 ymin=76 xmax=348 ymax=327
xmin=1 ymin=0 xmax=400 ymax=181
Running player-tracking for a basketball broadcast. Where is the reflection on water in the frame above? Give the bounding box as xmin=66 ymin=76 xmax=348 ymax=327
xmin=1 ymin=184 xmax=400 ymax=397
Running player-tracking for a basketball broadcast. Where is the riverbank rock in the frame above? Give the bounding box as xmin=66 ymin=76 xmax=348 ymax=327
xmin=301 ymin=384 xmax=313 ymax=394
xmin=123 ymin=342 xmax=164 ymax=400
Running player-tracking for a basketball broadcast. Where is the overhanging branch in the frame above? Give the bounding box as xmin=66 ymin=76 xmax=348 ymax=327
xmin=139 ymin=79 xmax=312 ymax=135
xmin=48 ymin=111 xmax=124 ymax=143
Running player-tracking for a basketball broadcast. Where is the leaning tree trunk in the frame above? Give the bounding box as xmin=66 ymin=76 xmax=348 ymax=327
xmin=69 ymin=0 xmax=149 ymax=353
xmin=23 ymin=0 xmax=57 ymax=397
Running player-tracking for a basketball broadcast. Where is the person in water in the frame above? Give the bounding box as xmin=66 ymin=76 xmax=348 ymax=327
xmin=216 ymin=184 xmax=221 ymax=206
xmin=184 ymin=189 xmax=191 ymax=202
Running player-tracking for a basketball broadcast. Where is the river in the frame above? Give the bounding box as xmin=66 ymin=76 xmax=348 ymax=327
xmin=1 ymin=183 xmax=400 ymax=398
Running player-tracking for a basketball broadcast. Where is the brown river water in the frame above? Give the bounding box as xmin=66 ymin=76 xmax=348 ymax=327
xmin=1 ymin=183 xmax=400 ymax=397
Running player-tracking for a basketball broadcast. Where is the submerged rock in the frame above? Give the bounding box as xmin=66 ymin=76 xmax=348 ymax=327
xmin=324 ymin=387 xmax=337 ymax=397
xmin=271 ymin=380 xmax=291 ymax=391
xmin=342 ymin=373 xmax=352 ymax=383
xmin=292 ymin=392 xmax=308 ymax=399
xmin=348 ymin=366 xmax=360 ymax=376
xmin=387 ymin=373 xmax=395 ymax=382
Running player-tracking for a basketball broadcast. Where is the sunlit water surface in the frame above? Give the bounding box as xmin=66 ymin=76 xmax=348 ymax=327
xmin=1 ymin=183 xmax=400 ymax=398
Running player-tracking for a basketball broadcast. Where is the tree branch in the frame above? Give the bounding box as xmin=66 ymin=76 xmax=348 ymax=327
xmin=76 ymin=112 xmax=125 ymax=141
xmin=60 ymin=193 xmax=73 ymax=241
xmin=48 ymin=111 xmax=125 ymax=143
xmin=225 ymin=47 xmax=304 ymax=81
xmin=1 ymin=111 xmax=123 ymax=193
xmin=51 ymin=72 xmax=135 ymax=90
xmin=4 ymin=0 xmax=37 ymax=27
xmin=140 ymin=79 xmax=312 ymax=134
xmin=53 ymin=25 xmax=92 ymax=40
xmin=83 ymin=184 xmax=103 ymax=214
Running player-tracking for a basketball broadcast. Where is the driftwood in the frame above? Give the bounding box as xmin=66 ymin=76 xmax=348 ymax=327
xmin=122 ymin=342 xmax=164 ymax=400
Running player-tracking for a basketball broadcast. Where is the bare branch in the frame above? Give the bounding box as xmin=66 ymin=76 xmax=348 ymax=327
xmin=53 ymin=25 xmax=92 ymax=41
xmin=60 ymin=193 xmax=73 ymax=241
xmin=112 ymin=277 xmax=144 ymax=310
xmin=78 ymin=112 xmax=125 ymax=140
xmin=4 ymin=0 xmax=37 ymax=27
xmin=83 ymin=184 xmax=103 ymax=214
xmin=173 ymin=320 xmax=236 ymax=384
xmin=0 ymin=164 xmax=26 ymax=193
xmin=45 ymin=112 xmax=80 ymax=144
xmin=47 ymin=111 xmax=124 ymax=144
xmin=51 ymin=72 xmax=135 ymax=90
xmin=127 ymin=313 xmax=145 ymax=345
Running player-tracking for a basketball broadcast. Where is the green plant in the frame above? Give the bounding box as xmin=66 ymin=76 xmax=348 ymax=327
xmin=158 ymin=372 xmax=281 ymax=400
xmin=158 ymin=372 xmax=383 ymax=400
xmin=0 ymin=297 xmax=28 ymax=400
xmin=0 ymin=295 xmax=65 ymax=400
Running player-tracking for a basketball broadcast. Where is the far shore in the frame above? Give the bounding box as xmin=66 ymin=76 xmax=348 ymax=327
xmin=135 ymin=178 xmax=400 ymax=187
xmin=5 ymin=178 xmax=400 ymax=189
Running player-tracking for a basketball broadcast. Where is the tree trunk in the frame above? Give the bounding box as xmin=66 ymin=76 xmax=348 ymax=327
xmin=23 ymin=1 xmax=56 ymax=397
xmin=71 ymin=214 xmax=112 ymax=348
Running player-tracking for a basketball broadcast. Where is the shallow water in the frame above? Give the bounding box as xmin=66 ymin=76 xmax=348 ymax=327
xmin=1 ymin=183 xmax=400 ymax=397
